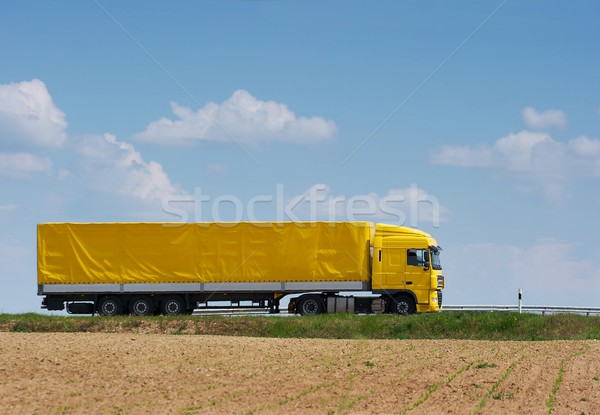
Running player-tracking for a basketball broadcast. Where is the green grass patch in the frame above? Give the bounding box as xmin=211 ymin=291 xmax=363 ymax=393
xmin=1 ymin=312 xmax=600 ymax=340
xmin=546 ymin=359 xmax=565 ymax=414
xmin=475 ymin=362 xmax=498 ymax=369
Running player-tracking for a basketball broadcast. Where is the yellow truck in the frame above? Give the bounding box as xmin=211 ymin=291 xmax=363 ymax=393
xmin=37 ymin=222 xmax=444 ymax=316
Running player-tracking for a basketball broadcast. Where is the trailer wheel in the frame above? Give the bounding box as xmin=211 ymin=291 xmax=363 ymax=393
xmin=297 ymin=295 xmax=324 ymax=316
xmin=161 ymin=296 xmax=185 ymax=316
xmin=97 ymin=296 xmax=123 ymax=316
xmin=130 ymin=296 xmax=154 ymax=316
xmin=389 ymin=295 xmax=416 ymax=315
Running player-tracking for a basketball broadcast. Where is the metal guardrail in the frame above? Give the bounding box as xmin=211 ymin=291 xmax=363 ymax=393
xmin=192 ymin=308 xmax=276 ymax=316
xmin=191 ymin=305 xmax=600 ymax=317
xmin=443 ymin=305 xmax=600 ymax=316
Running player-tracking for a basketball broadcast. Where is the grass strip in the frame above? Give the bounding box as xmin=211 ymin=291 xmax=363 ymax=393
xmin=2 ymin=312 xmax=600 ymax=340
xmin=546 ymin=360 xmax=564 ymax=414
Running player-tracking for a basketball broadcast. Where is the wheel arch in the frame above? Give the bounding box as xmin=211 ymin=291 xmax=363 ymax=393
xmin=373 ymin=289 xmax=417 ymax=305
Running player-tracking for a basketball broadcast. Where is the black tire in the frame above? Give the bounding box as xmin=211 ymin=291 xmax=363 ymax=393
xmin=297 ymin=295 xmax=324 ymax=316
xmin=161 ymin=296 xmax=185 ymax=316
xmin=130 ymin=296 xmax=155 ymax=316
xmin=97 ymin=296 xmax=123 ymax=316
xmin=389 ymin=295 xmax=416 ymax=315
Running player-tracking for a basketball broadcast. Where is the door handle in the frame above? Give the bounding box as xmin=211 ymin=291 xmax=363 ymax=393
xmin=406 ymin=281 xmax=413 ymax=285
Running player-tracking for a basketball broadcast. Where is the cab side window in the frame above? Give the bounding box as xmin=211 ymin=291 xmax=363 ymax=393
xmin=407 ymin=249 xmax=428 ymax=267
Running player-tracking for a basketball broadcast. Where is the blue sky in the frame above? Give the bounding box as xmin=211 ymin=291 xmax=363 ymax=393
xmin=1 ymin=1 xmax=599 ymax=312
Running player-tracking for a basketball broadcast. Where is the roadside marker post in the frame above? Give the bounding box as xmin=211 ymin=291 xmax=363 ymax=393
xmin=518 ymin=288 xmax=522 ymax=314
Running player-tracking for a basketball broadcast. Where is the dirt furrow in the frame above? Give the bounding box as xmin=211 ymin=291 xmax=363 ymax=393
xmin=0 ymin=334 xmax=598 ymax=414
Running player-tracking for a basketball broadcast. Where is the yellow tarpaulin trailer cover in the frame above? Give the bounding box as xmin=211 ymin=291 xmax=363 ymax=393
xmin=38 ymin=222 xmax=373 ymax=285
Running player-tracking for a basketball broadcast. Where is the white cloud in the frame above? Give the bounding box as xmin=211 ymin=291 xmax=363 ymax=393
xmin=0 ymin=204 xmax=17 ymax=213
xmin=288 ymin=183 xmax=446 ymax=226
xmin=570 ymin=135 xmax=600 ymax=158
xmin=0 ymin=152 xmax=52 ymax=178
xmin=78 ymin=134 xmax=188 ymax=201
xmin=135 ymin=89 xmax=337 ymax=145
xmin=429 ymin=145 xmax=494 ymax=168
xmin=206 ymin=163 xmax=229 ymax=174
xmin=382 ymin=187 xmax=447 ymax=225
xmin=432 ymin=131 xmax=551 ymax=171
xmin=0 ymin=79 xmax=68 ymax=148
xmin=494 ymin=131 xmax=551 ymax=171
xmin=444 ymin=239 xmax=600 ymax=306
xmin=522 ymin=106 xmax=567 ymax=130
xmin=431 ymin=130 xmax=600 ymax=197
xmin=56 ymin=168 xmax=71 ymax=181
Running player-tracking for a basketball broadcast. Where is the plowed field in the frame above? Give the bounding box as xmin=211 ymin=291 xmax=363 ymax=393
xmin=0 ymin=333 xmax=598 ymax=414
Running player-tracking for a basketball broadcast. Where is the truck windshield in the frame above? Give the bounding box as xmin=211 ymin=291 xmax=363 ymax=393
xmin=431 ymin=251 xmax=442 ymax=270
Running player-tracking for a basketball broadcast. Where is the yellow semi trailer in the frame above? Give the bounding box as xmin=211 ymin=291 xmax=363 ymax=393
xmin=37 ymin=222 xmax=444 ymax=316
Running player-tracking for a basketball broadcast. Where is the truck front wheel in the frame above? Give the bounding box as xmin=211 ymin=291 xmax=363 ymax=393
xmin=97 ymin=296 xmax=123 ymax=316
xmin=297 ymin=295 xmax=324 ymax=316
xmin=389 ymin=295 xmax=416 ymax=315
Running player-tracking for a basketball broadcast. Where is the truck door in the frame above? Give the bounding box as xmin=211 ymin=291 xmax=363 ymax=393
xmin=405 ymin=248 xmax=431 ymax=299
xmin=380 ymin=247 xmax=406 ymax=290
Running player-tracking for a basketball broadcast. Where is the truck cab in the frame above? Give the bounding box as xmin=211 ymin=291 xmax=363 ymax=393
xmin=371 ymin=224 xmax=444 ymax=313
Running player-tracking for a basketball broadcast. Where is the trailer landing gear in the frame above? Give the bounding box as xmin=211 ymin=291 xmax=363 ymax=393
xmin=268 ymin=297 xmax=281 ymax=314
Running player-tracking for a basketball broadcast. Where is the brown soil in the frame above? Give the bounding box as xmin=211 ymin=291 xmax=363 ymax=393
xmin=0 ymin=334 xmax=598 ymax=414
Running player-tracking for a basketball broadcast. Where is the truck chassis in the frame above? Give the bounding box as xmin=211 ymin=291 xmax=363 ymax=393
xmin=41 ymin=289 xmax=439 ymax=316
